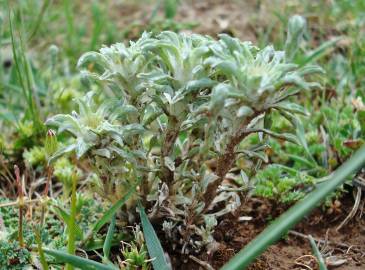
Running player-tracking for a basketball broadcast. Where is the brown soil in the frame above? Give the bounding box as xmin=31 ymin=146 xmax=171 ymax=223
xmin=168 ymin=193 xmax=365 ymax=269
xmin=110 ymin=0 xmax=279 ymax=42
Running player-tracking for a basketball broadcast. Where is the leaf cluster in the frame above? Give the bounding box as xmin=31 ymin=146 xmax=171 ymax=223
xmin=46 ymin=27 xmax=322 ymax=250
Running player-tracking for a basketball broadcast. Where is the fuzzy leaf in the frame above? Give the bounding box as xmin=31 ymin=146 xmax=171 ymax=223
xmin=273 ymin=102 xmax=308 ymax=115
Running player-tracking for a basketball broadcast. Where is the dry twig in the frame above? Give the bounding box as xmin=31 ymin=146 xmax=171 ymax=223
xmin=336 ymin=186 xmax=362 ymax=231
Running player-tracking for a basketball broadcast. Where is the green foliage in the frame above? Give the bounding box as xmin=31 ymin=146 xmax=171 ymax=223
xmin=0 ymin=240 xmax=31 ymax=269
xmin=139 ymin=204 xmax=171 ymax=270
xmin=23 ymin=146 xmax=46 ymax=166
xmin=254 ymin=165 xmax=314 ymax=203
xmin=122 ymin=243 xmax=150 ymax=270
xmin=121 ymin=225 xmax=151 ymax=270
xmin=2 ymin=1 xmax=365 ymax=268
xmin=44 ymin=248 xmax=118 ymax=270
xmin=222 ymin=146 xmax=365 ymax=269
xmin=47 ymin=21 xmax=322 ymax=255
xmin=268 ymin=100 xmax=365 ymax=178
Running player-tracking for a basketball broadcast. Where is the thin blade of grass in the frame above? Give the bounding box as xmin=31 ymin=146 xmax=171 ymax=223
xmin=34 ymin=226 xmax=49 ymax=270
xmin=51 ymin=205 xmax=84 ymax=239
xmin=8 ymin=4 xmax=42 ymax=128
xmin=138 ymin=202 xmax=171 ymax=270
xmin=43 ymin=248 xmax=118 ymax=270
xmin=84 ymin=234 xmax=126 ymax=251
xmin=8 ymin=7 xmax=31 ymax=114
xmin=92 ymin=178 xmax=141 ymax=233
xmin=300 ymin=38 xmax=341 ymax=66
xmin=81 ymin=178 xmax=142 ymax=247
xmin=89 ymin=1 xmax=104 ymax=51
xmin=164 ymin=0 xmax=178 ymax=19
xmin=28 ymin=0 xmax=52 ymax=41
xmin=66 ymin=174 xmax=78 ymax=270
xmin=103 ymin=214 xmax=116 ymax=260
xmin=309 ymin=235 xmax=327 ymax=270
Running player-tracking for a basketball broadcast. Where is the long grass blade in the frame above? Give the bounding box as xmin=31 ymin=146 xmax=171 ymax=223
xmin=164 ymin=0 xmax=178 ymax=19
xmin=300 ymin=38 xmax=341 ymax=66
xmin=43 ymin=248 xmax=118 ymax=270
xmin=51 ymin=205 xmax=84 ymax=239
xmin=309 ymin=235 xmax=327 ymax=270
xmin=81 ymin=179 xmax=142 ymax=246
xmin=34 ymin=226 xmax=49 ymax=270
xmin=92 ymin=179 xmax=141 ymax=233
xmin=28 ymin=0 xmax=52 ymax=41
xmin=66 ymin=174 xmax=78 ymax=270
xmin=8 ymin=4 xmax=42 ymax=128
xmin=138 ymin=202 xmax=171 ymax=270
xmin=103 ymin=214 xmax=116 ymax=260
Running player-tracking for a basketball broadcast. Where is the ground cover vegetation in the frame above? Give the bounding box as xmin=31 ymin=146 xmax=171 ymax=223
xmin=0 ymin=0 xmax=365 ymax=269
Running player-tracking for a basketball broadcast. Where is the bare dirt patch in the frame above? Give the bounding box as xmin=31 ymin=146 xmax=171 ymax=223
xmin=167 ymin=193 xmax=365 ymax=269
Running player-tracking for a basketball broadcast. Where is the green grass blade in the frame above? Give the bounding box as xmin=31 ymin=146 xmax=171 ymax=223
xmin=221 ymin=146 xmax=365 ymax=270
xmin=66 ymin=174 xmax=78 ymax=270
xmin=8 ymin=4 xmax=42 ymax=128
xmin=103 ymin=214 xmax=116 ymax=260
xmin=138 ymin=202 xmax=171 ymax=270
xmin=92 ymin=179 xmax=141 ymax=233
xmin=63 ymin=0 xmax=76 ymax=57
xmin=299 ymin=38 xmax=341 ymax=66
xmin=51 ymin=205 xmax=84 ymax=240
xmin=8 ymin=8 xmax=31 ymax=114
xmin=89 ymin=1 xmax=104 ymax=51
xmin=309 ymin=235 xmax=327 ymax=270
xmin=81 ymin=178 xmax=142 ymax=247
xmin=28 ymin=0 xmax=52 ymax=41
xmin=43 ymin=248 xmax=118 ymax=270
xmin=84 ymin=234 xmax=126 ymax=251
xmin=164 ymin=0 xmax=178 ymax=19
xmin=34 ymin=226 xmax=49 ymax=270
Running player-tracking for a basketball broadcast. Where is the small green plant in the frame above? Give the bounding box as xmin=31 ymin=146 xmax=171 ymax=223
xmin=120 ymin=225 xmax=151 ymax=270
xmin=254 ymin=165 xmax=315 ymax=203
xmin=47 ymin=15 xmax=322 ymax=257
xmin=0 ymin=240 xmax=31 ymax=269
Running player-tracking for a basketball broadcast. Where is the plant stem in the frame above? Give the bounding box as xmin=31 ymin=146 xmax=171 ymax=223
xmin=309 ymin=235 xmax=327 ymax=270
xmin=66 ymin=173 xmax=77 ymax=270
xmin=160 ymin=116 xmax=180 ymax=188
xmin=203 ymin=112 xmax=261 ymax=210
xmin=41 ymin=166 xmax=53 ymax=227
xmin=35 ymin=226 xmax=49 ymax=270
xmin=0 ymin=198 xmax=40 ymax=208
xmin=63 ymin=0 xmax=76 ymax=57
xmin=14 ymin=165 xmax=25 ymax=247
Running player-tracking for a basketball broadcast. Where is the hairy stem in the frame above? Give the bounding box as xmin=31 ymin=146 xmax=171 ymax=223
xmin=41 ymin=166 xmax=53 ymax=227
xmin=203 ymin=111 xmax=261 ymax=210
xmin=160 ymin=116 xmax=180 ymax=187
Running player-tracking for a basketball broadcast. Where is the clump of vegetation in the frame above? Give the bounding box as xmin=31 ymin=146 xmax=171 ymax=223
xmin=47 ymin=17 xmax=321 ymax=255
xmin=254 ymin=165 xmax=315 ymax=203
xmin=1 ymin=1 xmax=365 ymax=269
xmin=0 ymin=240 xmax=31 ymax=270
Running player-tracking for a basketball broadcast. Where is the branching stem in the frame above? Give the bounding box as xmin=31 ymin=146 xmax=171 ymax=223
xmin=160 ymin=116 xmax=180 ymax=188
xmin=203 ymin=111 xmax=262 ymax=210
